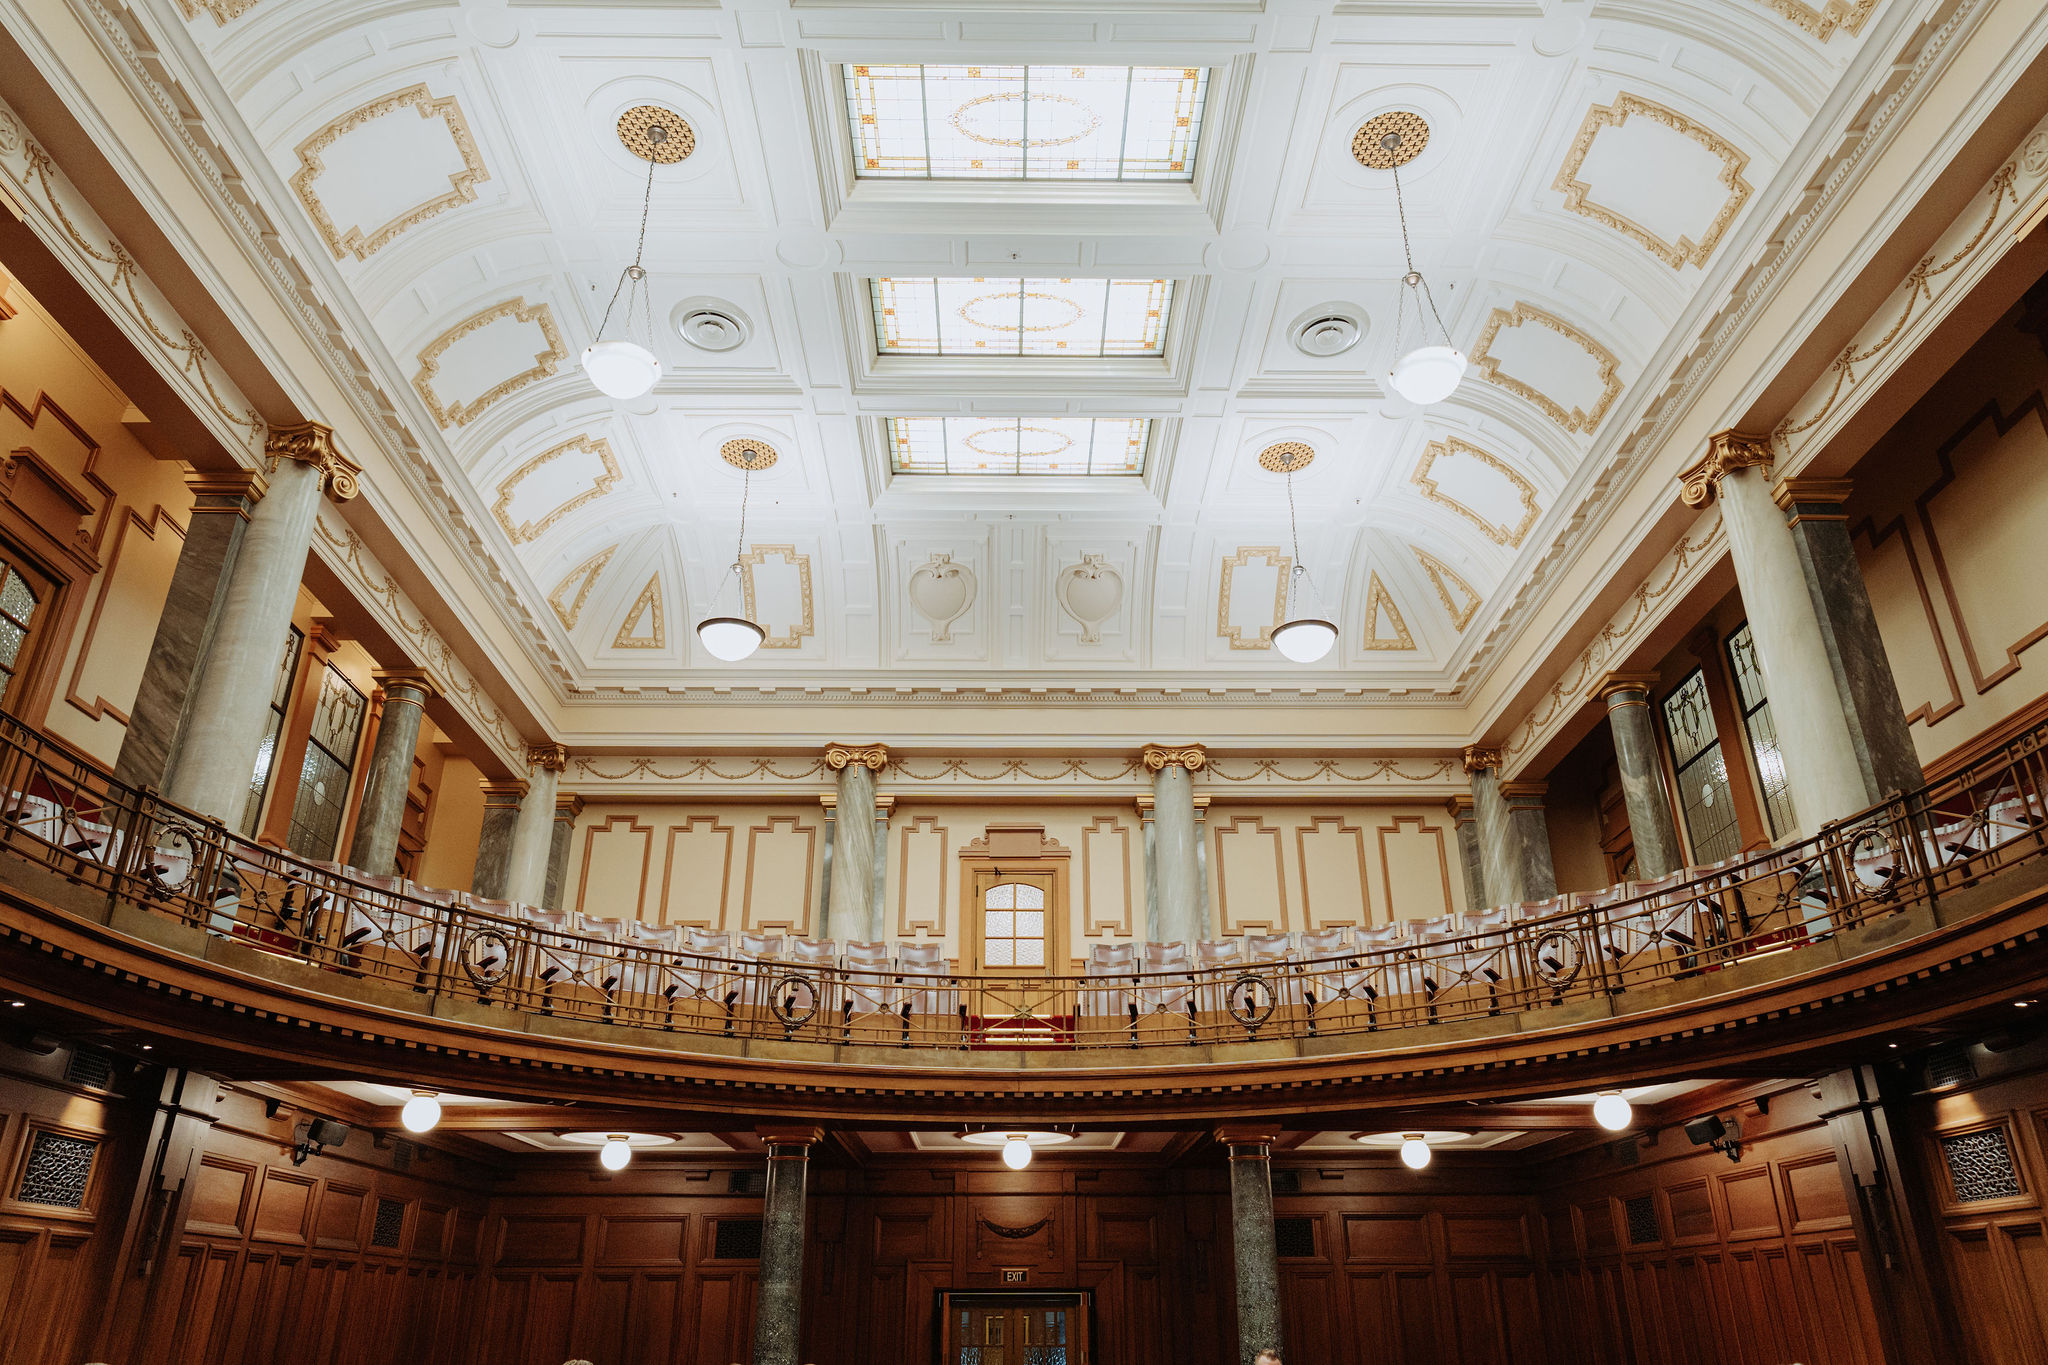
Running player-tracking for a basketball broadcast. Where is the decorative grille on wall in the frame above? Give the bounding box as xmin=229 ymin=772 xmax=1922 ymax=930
xmin=1269 ymin=1168 xmax=1302 ymax=1194
xmin=1941 ymin=1128 xmax=2023 ymax=1202
xmin=728 ymin=1169 xmax=765 ymax=1195
xmin=1624 ymin=1194 xmax=1659 ymax=1245
xmin=1925 ymin=1045 xmax=1977 ymax=1090
xmin=1273 ymin=1216 xmax=1316 ymax=1258
xmin=15 ymin=1131 xmax=95 ymax=1208
xmin=714 ymin=1218 xmax=764 ymax=1260
xmin=63 ymin=1047 xmax=114 ymax=1091
xmin=370 ymin=1197 xmax=406 ymax=1248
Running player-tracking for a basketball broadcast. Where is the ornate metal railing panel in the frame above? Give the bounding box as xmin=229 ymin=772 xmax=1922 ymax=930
xmin=0 ymin=710 xmax=2043 ymax=1050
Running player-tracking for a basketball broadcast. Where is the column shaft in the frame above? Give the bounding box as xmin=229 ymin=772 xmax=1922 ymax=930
xmin=752 ymin=1128 xmax=821 ymax=1365
xmin=1778 ymin=479 xmax=1924 ymax=799
xmin=1467 ymin=756 xmax=1521 ymax=907
xmin=503 ymin=761 xmax=559 ymax=907
xmin=828 ymin=762 xmax=877 ymax=941
xmin=344 ymin=673 xmax=432 ymax=876
xmin=161 ymin=456 xmax=324 ymax=824
xmin=114 ymin=473 xmax=259 ymax=790
xmin=1502 ymin=782 xmax=1559 ymax=901
xmin=1149 ymin=753 xmax=1202 ymax=945
xmin=1219 ymin=1128 xmax=1283 ymax=1365
xmin=1137 ymin=797 xmax=1159 ymax=941
xmin=1600 ymin=675 xmax=1686 ymax=878
xmin=1447 ymin=796 xmax=1488 ymax=911
xmin=1714 ymin=459 xmax=1871 ymax=829
xmin=471 ymin=780 xmax=527 ymax=900
xmin=544 ymin=794 xmax=584 ymax=911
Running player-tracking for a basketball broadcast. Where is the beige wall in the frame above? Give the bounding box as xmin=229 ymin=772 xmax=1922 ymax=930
xmin=1851 ymin=306 xmax=2048 ymax=769
xmin=414 ymin=749 xmax=486 ymax=893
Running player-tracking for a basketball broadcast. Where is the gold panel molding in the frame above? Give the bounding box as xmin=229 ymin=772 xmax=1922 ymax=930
xmin=1216 ymin=546 xmax=1291 ymax=650
xmin=1361 ymin=572 xmax=1415 ymax=651
xmin=412 ymin=297 xmax=567 ymax=429
xmin=290 ymin=84 xmax=489 ymax=262
xmin=1412 ymin=547 xmax=1480 ymax=631
xmin=1411 ymin=437 xmax=1541 ymax=547
xmin=1553 ymin=93 xmax=1752 ymax=270
xmin=264 ymin=421 xmax=361 ymax=503
xmin=618 ymin=105 xmax=696 ymax=164
xmin=612 ymin=573 xmax=665 ymax=649
xmin=1351 ymin=111 xmax=1429 ymax=169
xmin=1748 ymin=0 xmax=1877 ymax=39
xmin=175 ymin=0 xmax=262 ymax=28
xmin=1469 ymin=302 xmax=1622 ymax=435
xmin=738 ymin=544 xmax=814 ymax=649
xmin=1257 ymin=441 xmax=1315 ymax=472
xmin=1677 ymin=429 xmax=1774 ymax=509
xmin=491 ymin=435 xmax=621 ymax=545
xmin=548 ymin=545 xmax=615 ymax=629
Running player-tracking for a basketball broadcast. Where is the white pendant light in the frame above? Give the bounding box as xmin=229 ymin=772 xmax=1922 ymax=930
xmin=1001 ymin=1136 xmax=1034 ymax=1170
xmin=1380 ymin=128 xmax=1464 ymax=408
xmin=696 ymin=452 xmax=770 ymax=662
xmin=399 ymin=1090 xmax=441 ymax=1134
xmin=1270 ymin=448 xmax=1337 ymax=663
xmin=1592 ymin=1091 xmax=1633 ymax=1132
xmin=581 ymin=121 xmax=672 ymax=400
xmin=1399 ymin=1133 xmax=1433 ymax=1170
xmin=599 ymin=1133 xmax=633 ymax=1171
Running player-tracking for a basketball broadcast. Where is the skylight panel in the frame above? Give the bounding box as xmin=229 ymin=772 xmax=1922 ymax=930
xmin=886 ymin=418 xmax=1150 ymax=476
xmin=844 ymin=66 xmax=1207 ymax=181
xmin=871 ymin=278 xmax=1174 ymax=357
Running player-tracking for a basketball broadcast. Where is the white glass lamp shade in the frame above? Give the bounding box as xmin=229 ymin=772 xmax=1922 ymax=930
xmin=1002 ymin=1136 xmax=1034 ymax=1170
xmin=580 ymin=339 xmax=661 ymax=399
xmin=1399 ymin=1134 xmax=1432 ymax=1170
xmin=599 ymin=1135 xmax=633 ymax=1171
xmin=1592 ymin=1092 xmax=1633 ymax=1132
xmin=696 ymin=616 xmax=765 ymax=662
xmin=399 ymin=1091 xmax=441 ymax=1134
xmin=1388 ymin=345 xmax=1466 ymax=406
xmin=1272 ymin=618 xmax=1338 ymax=663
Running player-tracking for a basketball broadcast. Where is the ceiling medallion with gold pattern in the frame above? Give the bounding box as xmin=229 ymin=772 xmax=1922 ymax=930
xmin=1351 ymin=112 xmax=1430 ymax=169
xmin=617 ymin=105 xmax=696 ymax=164
xmin=1258 ymin=441 xmax=1315 ymax=473
xmin=720 ymin=439 xmax=779 ymax=471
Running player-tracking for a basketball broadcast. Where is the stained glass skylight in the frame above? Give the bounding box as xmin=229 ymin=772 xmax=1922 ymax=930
xmin=872 ymin=278 xmax=1174 ymax=356
xmin=886 ymin=418 xmax=1150 ymax=476
xmin=844 ymin=66 xmax=1207 ymax=180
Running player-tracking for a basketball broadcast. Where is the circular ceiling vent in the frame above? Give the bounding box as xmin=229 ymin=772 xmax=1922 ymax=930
xmin=674 ymin=301 xmax=751 ymax=352
xmin=1351 ymin=111 xmax=1429 ymax=169
xmin=1291 ymin=309 xmax=1364 ymax=357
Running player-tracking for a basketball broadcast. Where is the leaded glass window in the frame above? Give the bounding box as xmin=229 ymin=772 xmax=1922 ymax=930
xmin=1661 ymin=670 xmax=1742 ymax=865
xmin=1726 ymin=622 xmax=1799 ymax=838
xmin=844 ymin=65 xmax=1207 ymax=180
xmin=284 ymin=664 xmax=366 ymax=859
xmin=886 ymin=417 xmax=1149 ymax=476
xmin=871 ymin=278 xmax=1174 ymax=356
xmin=241 ymin=626 xmax=304 ymax=836
xmin=983 ymin=881 xmax=1046 ymax=968
xmin=0 ymin=560 xmax=42 ymax=705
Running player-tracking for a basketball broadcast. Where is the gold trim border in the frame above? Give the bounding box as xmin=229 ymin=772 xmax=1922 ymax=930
xmin=290 ymin=84 xmax=490 ymax=262
xmin=412 ymin=296 xmax=567 ymax=429
xmin=548 ymin=545 xmax=616 ymax=630
xmin=1469 ymin=302 xmax=1622 ymax=435
xmin=612 ymin=573 xmax=665 ymax=649
xmin=1411 ymin=437 xmax=1542 ymax=548
xmin=1553 ymin=93 xmax=1751 ymax=271
xmin=491 ymin=435 xmax=621 ymax=545
xmin=1216 ymin=547 xmax=1291 ymax=650
xmin=739 ymin=544 xmax=816 ymax=649
xmin=1361 ymin=572 xmax=1415 ymax=651
xmin=1412 ymin=547 xmax=1480 ymax=631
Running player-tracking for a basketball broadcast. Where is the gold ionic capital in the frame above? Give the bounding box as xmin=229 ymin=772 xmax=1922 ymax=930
xmin=1595 ymin=671 xmax=1662 ymax=705
xmin=1141 ymin=744 xmax=1207 ymax=773
xmin=1676 ymin=428 xmax=1773 ymax=510
xmin=825 ymin=742 xmax=890 ymax=772
xmin=526 ymin=742 xmax=569 ymax=773
xmin=1461 ymin=745 xmax=1502 ymax=775
xmin=264 ymin=420 xmax=363 ymax=503
xmin=371 ymin=668 xmax=438 ymax=704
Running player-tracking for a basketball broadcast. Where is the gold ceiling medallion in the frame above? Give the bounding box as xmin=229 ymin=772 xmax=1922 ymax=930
xmin=616 ymin=105 xmax=695 ymax=163
xmin=720 ymin=439 xmax=779 ymax=471
xmin=1553 ymin=94 xmax=1751 ymax=270
xmin=1351 ymin=112 xmax=1430 ymax=169
xmin=1256 ymin=441 xmax=1315 ymax=473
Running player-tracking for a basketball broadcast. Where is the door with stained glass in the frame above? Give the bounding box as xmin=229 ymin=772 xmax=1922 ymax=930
xmin=970 ymin=870 xmax=1058 ymax=975
xmin=0 ymin=553 xmax=54 ymax=714
xmin=939 ymin=1293 xmax=1089 ymax=1365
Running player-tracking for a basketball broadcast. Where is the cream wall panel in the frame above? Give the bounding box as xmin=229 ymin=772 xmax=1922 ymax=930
xmin=739 ymin=815 xmax=820 ymax=936
xmin=1211 ymin=815 xmax=1287 ymax=934
xmin=576 ymin=815 xmax=652 ymax=919
xmin=414 ymin=752 xmax=484 ymax=893
xmin=1296 ymin=816 xmax=1371 ymax=931
xmin=893 ymin=814 xmax=948 ymax=942
xmin=559 ymin=802 xmax=824 ymax=936
xmin=1205 ymin=803 xmax=1466 ymax=933
xmin=1080 ymin=816 xmax=1137 ymax=940
xmin=657 ymin=817 xmax=733 ymax=928
xmin=1376 ymin=815 xmax=1456 ymax=921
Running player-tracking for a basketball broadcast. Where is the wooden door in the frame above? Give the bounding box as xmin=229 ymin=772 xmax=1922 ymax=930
xmin=969 ymin=869 xmax=1058 ymax=975
xmin=941 ymin=1295 xmax=1088 ymax=1365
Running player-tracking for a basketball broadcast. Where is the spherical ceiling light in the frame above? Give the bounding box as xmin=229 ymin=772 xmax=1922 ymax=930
xmin=399 ymin=1090 xmax=442 ymax=1134
xmin=1272 ymin=617 xmax=1339 ymax=663
xmin=696 ymin=616 xmax=765 ymax=662
xmin=1001 ymin=1136 xmax=1034 ymax=1170
xmin=1592 ymin=1091 xmax=1633 ymax=1132
xmin=580 ymin=338 xmax=661 ymax=399
xmin=1399 ymin=1133 xmax=1432 ymax=1170
xmin=1387 ymin=344 xmax=1467 ymax=406
xmin=599 ymin=1134 xmax=633 ymax=1171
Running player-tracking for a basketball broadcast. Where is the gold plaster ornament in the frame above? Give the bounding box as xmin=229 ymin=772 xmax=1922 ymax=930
xmin=264 ymin=421 xmax=362 ymax=503
xmin=616 ymin=106 xmax=695 ymax=164
xmin=1351 ymin=112 xmax=1430 ymax=169
xmin=1677 ymin=429 xmax=1775 ymax=509
xmin=527 ymin=743 xmax=569 ymax=773
xmin=290 ymin=84 xmax=490 ymax=262
xmin=1469 ymin=302 xmax=1623 ymax=435
xmin=1257 ymin=442 xmax=1315 ymax=473
xmin=825 ymin=743 xmax=890 ymax=772
xmin=1141 ymin=744 xmax=1208 ymax=773
xmin=1552 ymin=93 xmax=1751 ymax=271
xmin=1461 ymin=745 xmax=1502 ymax=774
xmin=720 ymin=440 xmax=780 ymax=471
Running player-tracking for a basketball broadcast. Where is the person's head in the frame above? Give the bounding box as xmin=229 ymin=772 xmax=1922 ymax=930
xmin=1255 ymin=1351 xmax=1283 ymax=1365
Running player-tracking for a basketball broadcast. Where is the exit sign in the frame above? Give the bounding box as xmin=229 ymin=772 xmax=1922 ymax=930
xmin=1002 ymin=1269 xmax=1027 ymax=1284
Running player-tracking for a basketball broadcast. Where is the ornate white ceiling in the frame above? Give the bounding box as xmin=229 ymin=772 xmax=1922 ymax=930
xmin=168 ymin=0 xmax=1883 ymax=701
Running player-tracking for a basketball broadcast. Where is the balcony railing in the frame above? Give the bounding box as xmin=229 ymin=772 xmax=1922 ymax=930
xmin=0 ymin=709 xmax=2043 ymax=1050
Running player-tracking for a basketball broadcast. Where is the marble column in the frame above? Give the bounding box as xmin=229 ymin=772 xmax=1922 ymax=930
xmin=822 ymin=744 xmax=887 ymax=942
xmin=752 ymin=1126 xmax=823 ymax=1365
xmin=543 ymin=794 xmax=584 ymax=911
xmin=344 ymin=671 xmax=434 ymax=876
xmin=1680 ymin=433 xmax=1870 ymax=831
xmin=1501 ymin=781 xmax=1559 ymax=901
xmin=1464 ymin=747 xmax=1520 ymax=908
xmin=1599 ymin=673 xmax=1686 ymax=878
xmin=161 ymin=423 xmax=360 ymax=825
xmin=870 ymin=795 xmax=893 ymax=940
xmin=1144 ymin=745 xmax=1206 ymax=945
xmin=471 ymin=779 xmax=527 ymax=900
xmin=1136 ymin=796 xmax=1160 ymax=941
xmin=1776 ymin=478 xmax=1924 ymax=800
xmin=503 ymin=745 xmax=565 ymax=907
xmin=114 ymin=471 xmax=261 ymax=791
xmin=1446 ymin=795 xmax=1488 ymax=911
xmin=1218 ymin=1126 xmax=1283 ymax=1365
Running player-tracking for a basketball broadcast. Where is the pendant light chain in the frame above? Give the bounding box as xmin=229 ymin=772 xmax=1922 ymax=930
xmin=1285 ymin=468 xmax=1304 ymax=616
xmin=1388 ymin=155 xmax=1453 ymax=348
xmin=734 ymin=466 xmax=751 ymax=569
xmin=597 ymin=137 xmax=661 ymax=340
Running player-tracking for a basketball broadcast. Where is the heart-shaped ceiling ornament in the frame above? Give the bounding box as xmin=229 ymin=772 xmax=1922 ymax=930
xmin=1055 ymin=554 xmax=1123 ymax=644
xmin=907 ymin=552 xmax=976 ymax=643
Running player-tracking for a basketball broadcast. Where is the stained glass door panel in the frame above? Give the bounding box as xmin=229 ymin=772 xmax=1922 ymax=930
xmin=942 ymin=1295 xmax=1088 ymax=1365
